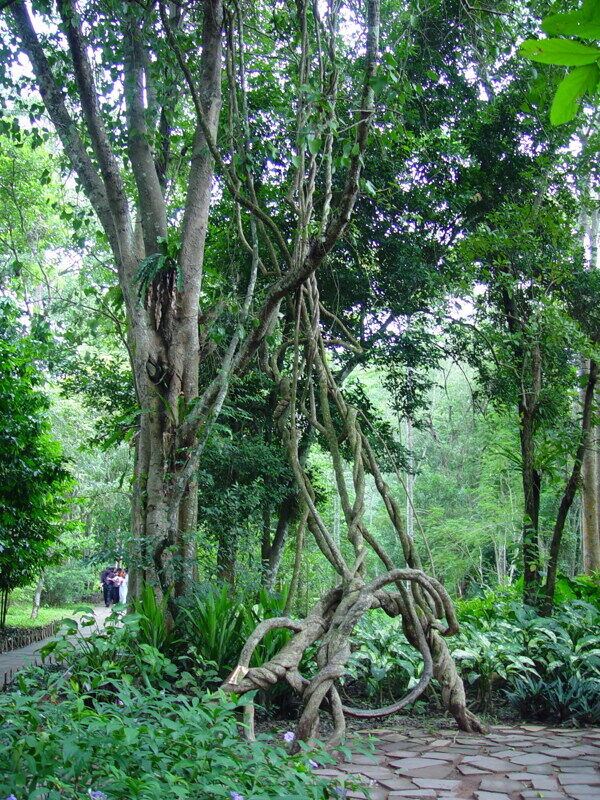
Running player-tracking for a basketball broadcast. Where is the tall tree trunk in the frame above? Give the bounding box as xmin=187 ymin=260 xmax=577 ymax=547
xmin=582 ymin=422 xmax=600 ymax=574
xmin=262 ymin=497 xmax=296 ymax=592
xmin=404 ymin=416 xmax=415 ymax=540
xmin=10 ymin=1 xmax=224 ymax=607
xmin=520 ymin=407 xmax=541 ymax=606
xmin=543 ymin=361 xmax=598 ymax=613
xmin=10 ymin=0 xmax=383 ymax=618
xmin=284 ymin=506 xmax=308 ymax=615
xmin=30 ymin=573 xmax=45 ymax=620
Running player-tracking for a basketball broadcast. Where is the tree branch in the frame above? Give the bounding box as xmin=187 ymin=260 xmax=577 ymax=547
xmin=10 ymin=2 xmax=120 ymax=263
xmin=122 ymin=8 xmax=168 ymax=254
xmin=56 ymin=0 xmax=135 ymax=276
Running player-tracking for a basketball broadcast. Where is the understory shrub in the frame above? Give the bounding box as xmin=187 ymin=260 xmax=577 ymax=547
xmin=41 ymin=564 xmax=97 ymax=606
xmin=452 ymin=593 xmax=600 ymax=716
xmin=505 ymin=675 xmax=600 ymax=724
xmin=36 ymin=605 xmax=183 ymax=702
xmin=175 ymin=586 xmax=298 ymax=714
xmin=341 ymin=586 xmax=600 ymax=722
xmin=2 ymin=615 xmax=362 ymax=800
xmin=177 ymin=585 xmax=247 ymax=678
xmin=0 ymin=680 xmax=342 ymax=800
xmin=177 ymin=587 xmax=292 ymax=676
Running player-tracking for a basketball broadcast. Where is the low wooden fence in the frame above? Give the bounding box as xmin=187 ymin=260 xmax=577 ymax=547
xmin=0 ymin=621 xmax=60 ymax=654
xmin=2 ymin=651 xmax=63 ymax=690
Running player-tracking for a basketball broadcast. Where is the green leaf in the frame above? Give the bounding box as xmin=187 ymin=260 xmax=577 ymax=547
xmin=582 ymin=0 xmax=600 ymax=22
xmin=542 ymin=12 xmax=600 ymax=39
xmin=59 ymin=617 xmax=79 ymax=631
xmin=306 ymin=135 xmax=322 ymax=155
xmin=550 ymin=63 xmax=600 ymax=124
xmin=520 ymin=38 xmax=600 ymax=65
xmin=363 ymin=179 xmax=376 ymax=196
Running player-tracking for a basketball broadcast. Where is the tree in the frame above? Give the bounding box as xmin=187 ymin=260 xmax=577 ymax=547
xmin=455 ymin=193 xmax=600 ymax=611
xmin=2 ymin=0 xmax=381 ymax=605
xmin=0 ymin=300 xmax=71 ymax=628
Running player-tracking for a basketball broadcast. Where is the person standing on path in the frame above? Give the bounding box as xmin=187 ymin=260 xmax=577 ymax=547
xmin=118 ymin=569 xmax=128 ymax=605
xmin=111 ymin=569 xmax=124 ymax=605
xmin=100 ymin=566 xmax=114 ymax=608
xmin=109 ymin=568 xmax=121 ymax=605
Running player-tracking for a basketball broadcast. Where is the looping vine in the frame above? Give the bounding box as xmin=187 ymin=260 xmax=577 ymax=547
xmin=221 ymin=273 xmax=485 ymax=747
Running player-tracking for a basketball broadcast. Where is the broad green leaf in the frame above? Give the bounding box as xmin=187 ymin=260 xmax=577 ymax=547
xmin=520 ymin=38 xmax=600 ymax=65
xmin=582 ymin=0 xmax=600 ymax=21
xmin=542 ymin=12 xmax=600 ymax=39
xmin=307 ymin=135 xmax=322 ymax=155
xmin=550 ymin=63 xmax=599 ymax=124
xmin=59 ymin=617 xmax=79 ymax=631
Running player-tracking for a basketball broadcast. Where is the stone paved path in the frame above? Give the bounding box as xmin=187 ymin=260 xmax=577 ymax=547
xmin=0 ymin=606 xmax=110 ymax=685
xmin=318 ymin=723 xmax=600 ymax=800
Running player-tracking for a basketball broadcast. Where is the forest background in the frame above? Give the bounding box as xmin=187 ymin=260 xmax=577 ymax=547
xmin=1 ymin=0 xmax=600 ymax=739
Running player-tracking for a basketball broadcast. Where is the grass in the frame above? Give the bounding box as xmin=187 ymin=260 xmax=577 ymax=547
xmin=4 ymin=604 xmax=77 ymax=629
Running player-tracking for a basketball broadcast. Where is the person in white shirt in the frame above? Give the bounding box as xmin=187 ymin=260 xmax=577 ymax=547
xmin=118 ymin=569 xmax=129 ymax=605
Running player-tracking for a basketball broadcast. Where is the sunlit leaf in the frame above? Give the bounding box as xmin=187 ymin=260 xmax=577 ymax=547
xmin=520 ymin=38 xmax=600 ymax=65
xmin=550 ymin=63 xmax=600 ymax=124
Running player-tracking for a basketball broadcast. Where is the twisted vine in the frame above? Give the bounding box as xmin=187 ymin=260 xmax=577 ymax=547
xmin=221 ymin=275 xmax=485 ymax=746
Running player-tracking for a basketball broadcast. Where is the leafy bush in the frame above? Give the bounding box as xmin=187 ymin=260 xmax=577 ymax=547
xmin=177 ymin=586 xmax=247 ymax=679
xmin=41 ymin=563 xmax=97 ymax=606
xmin=510 ymin=601 xmax=600 ymax=682
xmin=0 ymin=678 xmax=340 ymax=800
xmin=451 ymin=619 xmax=537 ymax=708
xmin=506 ymin=674 xmax=600 ymax=724
xmin=341 ymin=588 xmax=600 ymax=720
xmin=131 ymin=583 xmax=177 ymax=652
xmin=450 ymin=595 xmax=600 ymax=713
xmin=2 ymin=611 xmax=356 ymax=799
xmin=177 ymin=587 xmax=292 ymax=679
xmin=245 ymin=588 xmax=293 ymax=668
xmin=41 ymin=606 xmax=178 ymax=692
xmin=553 ymin=573 xmax=600 ymax=608
xmin=455 ymin=584 xmax=520 ymax=623
xmin=174 ymin=587 xmax=302 ymax=714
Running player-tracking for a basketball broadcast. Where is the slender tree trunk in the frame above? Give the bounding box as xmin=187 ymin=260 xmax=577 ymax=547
xmin=284 ymin=506 xmax=308 ymax=615
xmin=520 ymin=406 xmax=541 ymax=606
xmin=582 ymin=422 xmax=600 ymax=574
xmin=0 ymin=588 xmax=8 ymax=630
xmin=581 ymin=426 xmax=600 ymax=575
xmin=30 ymin=574 xmax=45 ymax=620
xmin=262 ymin=497 xmax=296 ymax=592
xmin=543 ymin=361 xmax=598 ymax=612
xmin=404 ymin=416 xmax=415 ymax=540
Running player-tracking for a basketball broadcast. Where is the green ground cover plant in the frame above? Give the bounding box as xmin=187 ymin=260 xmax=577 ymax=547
xmin=0 ymin=607 xmax=365 ymax=800
xmin=0 ymin=681 xmax=342 ymax=800
xmin=342 ymin=582 xmax=600 ymax=723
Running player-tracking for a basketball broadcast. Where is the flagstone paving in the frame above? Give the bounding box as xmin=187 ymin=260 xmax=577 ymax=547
xmin=319 ymin=724 xmax=600 ymax=800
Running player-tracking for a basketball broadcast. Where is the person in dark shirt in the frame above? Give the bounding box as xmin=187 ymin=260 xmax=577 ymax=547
xmin=100 ymin=566 xmax=115 ymax=607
